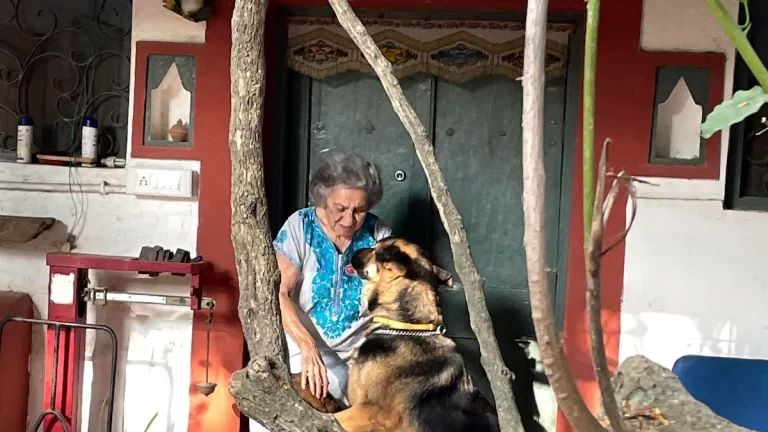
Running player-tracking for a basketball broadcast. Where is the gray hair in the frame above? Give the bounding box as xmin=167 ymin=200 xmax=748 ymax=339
xmin=309 ymin=151 xmax=383 ymax=209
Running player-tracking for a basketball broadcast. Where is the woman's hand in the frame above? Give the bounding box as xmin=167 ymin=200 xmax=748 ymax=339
xmin=299 ymin=339 xmax=329 ymax=400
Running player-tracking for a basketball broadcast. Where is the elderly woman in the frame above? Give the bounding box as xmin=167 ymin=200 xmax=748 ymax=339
xmin=273 ymin=151 xmax=391 ymax=407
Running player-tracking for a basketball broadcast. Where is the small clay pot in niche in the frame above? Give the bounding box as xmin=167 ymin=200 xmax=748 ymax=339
xmin=168 ymin=119 xmax=189 ymax=142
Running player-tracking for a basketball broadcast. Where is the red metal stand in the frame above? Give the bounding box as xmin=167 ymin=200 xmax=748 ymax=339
xmin=43 ymin=252 xmax=207 ymax=432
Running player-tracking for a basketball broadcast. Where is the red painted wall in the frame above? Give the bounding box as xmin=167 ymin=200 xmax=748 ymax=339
xmin=184 ymin=1 xmax=243 ymax=431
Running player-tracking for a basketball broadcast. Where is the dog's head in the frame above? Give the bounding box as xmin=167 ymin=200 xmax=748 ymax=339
xmin=351 ymin=237 xmax=451 ymax=323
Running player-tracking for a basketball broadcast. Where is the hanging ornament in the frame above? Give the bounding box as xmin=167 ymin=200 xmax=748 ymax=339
xmin=196 ymin=303 xmax=218 ymax=397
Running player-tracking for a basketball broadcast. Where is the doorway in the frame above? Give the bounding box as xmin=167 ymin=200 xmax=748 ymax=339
xmin=271 ymin=16 xmax=578 ymax=419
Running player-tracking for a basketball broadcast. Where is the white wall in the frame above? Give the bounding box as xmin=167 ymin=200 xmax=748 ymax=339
xmin=619 ymin=0 xmax=768 ymax=369
xmin=621 ymin=199 xmax=768 ymax=367
xmin=0 ymin=1 xmax=206 ymax=430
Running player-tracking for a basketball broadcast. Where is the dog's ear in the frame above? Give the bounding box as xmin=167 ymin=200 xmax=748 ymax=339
xmin=409 ymin=255 xmax=452 ymax=287
xmin=432 ymin=265 xmax=454 ymax=288
xmin=375 ymin=243 xmax=412 ymax=277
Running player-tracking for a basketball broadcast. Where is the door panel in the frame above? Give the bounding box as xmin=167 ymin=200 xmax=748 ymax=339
xmin=430 ymin=77 xmax=528 ymax=289
xmin=439 ymin=287 xmax=534 ymax=338
xmin=430 ymin=77 xmax=567 ymax=340
xmin=307 ymin=71 xmax=433 ymax=247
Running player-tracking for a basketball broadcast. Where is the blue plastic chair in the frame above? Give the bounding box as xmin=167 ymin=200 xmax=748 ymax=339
xmin=672 ymin=354 xmax=768 ymax=431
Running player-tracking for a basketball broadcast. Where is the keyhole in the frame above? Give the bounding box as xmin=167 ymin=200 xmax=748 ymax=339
xmin=394 ymin=170 xmax=407 ymax=182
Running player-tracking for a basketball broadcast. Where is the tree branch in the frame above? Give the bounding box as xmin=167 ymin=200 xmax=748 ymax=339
xmin=586 ymin=140 xmax=626 ymax=432
xmin=580 ymin=1 xmax=627 ymax=429
xmin=583 ymin=0 xmax=602 ymax=239
xmin=601 ymin=174 xmax=621 ymax=228
xmin=228 ymin=0 xmax=343 ymax=429
xmin=325 ymin=0 xmax=523 ymax=430
xmin=600 ymin=172 xmax=641 ymax=257
xmin=520 ymin=1 xmax=607 ymax=431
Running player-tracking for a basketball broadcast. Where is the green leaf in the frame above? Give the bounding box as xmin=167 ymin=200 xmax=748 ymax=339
xmin=701 ymin=86 xmax=768 ymax=138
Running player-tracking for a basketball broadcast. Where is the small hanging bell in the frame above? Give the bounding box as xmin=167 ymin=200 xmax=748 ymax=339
xmin=197 ymin=302 xmax=217 ymax=397
xmin=196 ymin=382 xmax=217 ymax=397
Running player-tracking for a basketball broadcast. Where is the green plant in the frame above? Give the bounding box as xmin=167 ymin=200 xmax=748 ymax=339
xmin=702 ymin=0 xmax=768 ymax=138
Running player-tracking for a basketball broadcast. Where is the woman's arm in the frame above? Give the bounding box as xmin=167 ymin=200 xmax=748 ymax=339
xmin=277 ymin=253 xmax=310 ymax=344
xmin=276 ymin=253 xmax=328 ymax=399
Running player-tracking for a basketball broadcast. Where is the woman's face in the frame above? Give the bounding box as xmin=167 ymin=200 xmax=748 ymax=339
xmin=323 ymin=187 xmax=369 ymax=239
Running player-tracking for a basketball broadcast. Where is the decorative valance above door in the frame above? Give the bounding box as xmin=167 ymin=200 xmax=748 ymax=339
xmin=286 ymin=17 xmax=574 ymax=83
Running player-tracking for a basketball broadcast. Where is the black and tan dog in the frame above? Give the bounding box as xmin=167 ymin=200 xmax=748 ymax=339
xmin=330 ymin=237 xmax=500 ymax=432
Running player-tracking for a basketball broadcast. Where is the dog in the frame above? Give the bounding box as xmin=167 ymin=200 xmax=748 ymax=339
xmin=332 ymin=237 xmax=500 ymax=432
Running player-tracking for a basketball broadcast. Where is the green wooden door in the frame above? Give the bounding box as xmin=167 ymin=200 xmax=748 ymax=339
xmin=286 ymin=67 xmax=570 ymax=400
xmin=427 ymin=77 xmax=567 ymax=401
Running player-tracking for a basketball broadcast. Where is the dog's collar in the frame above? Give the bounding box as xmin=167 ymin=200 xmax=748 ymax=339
xmin=372 ymin=316 xmax=446 ymax=336
xmin=372 ymin=327 xmax=446 ymax=337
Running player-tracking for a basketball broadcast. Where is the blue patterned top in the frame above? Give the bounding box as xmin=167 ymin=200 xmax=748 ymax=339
xmin=273 ymin=208 xmax=391 ymax=360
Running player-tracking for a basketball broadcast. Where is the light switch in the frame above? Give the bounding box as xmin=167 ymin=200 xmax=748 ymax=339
xmin=127 ymin=167 xmax=194 ymax=198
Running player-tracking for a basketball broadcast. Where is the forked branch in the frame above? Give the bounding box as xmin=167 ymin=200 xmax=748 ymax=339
xmin=585 ymin=140 xmax=626 ymax=432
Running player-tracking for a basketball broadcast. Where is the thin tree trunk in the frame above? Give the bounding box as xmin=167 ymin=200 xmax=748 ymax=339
xmin=326 ymin=0 xmax=524 ymax=430
xmin=519 ymin=0 xmax=607 ymax=431
xmin=586 ymin=141 xmax=626 ymax=432
xmin=227 ymin=1 xmax=343 ymax=430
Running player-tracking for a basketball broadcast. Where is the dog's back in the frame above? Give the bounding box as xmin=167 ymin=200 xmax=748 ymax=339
xmin=411 ymin=369 xmax=500 ymax=432
xmin=414 ymin=388 xmax=499 ymax=432
xmin=353 ymin=333 xmax=500 ymax=432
